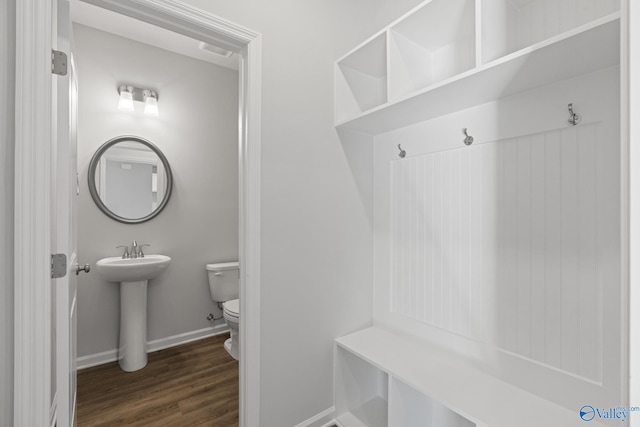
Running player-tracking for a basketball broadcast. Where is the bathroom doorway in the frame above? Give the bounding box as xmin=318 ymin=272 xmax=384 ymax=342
xmin=33 ymin=1 xmax=260 ymax=425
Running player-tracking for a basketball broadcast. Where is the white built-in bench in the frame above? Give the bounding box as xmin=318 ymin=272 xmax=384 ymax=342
xmin=334 ymin=327 xmax=598 ymax=427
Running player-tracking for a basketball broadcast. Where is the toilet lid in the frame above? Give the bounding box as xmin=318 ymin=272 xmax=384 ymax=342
xmin=223 ymin=299 xmax=240 ymax=317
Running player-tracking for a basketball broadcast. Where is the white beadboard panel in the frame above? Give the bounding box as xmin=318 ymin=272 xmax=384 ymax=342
xmin=0 ymin=1 xmax=15 ymax=424
xmin=529 ymin=133 xmax=546 ymax=364
xmin=389 ymin=121 xmax=607 ymax=383
xmin=559 ymin=127 xmax=580 ymax=376
xmin=576 ymin=124 xmax=600 ymax=382
xmin=515 ymin=136 xmax=532 ymax=360
xmin=374 ymin=67 xmax=621 ymax=411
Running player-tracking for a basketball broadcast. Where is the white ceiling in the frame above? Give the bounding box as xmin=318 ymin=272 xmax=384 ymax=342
xmin=70 ymin=0 xmax=240 ymax=71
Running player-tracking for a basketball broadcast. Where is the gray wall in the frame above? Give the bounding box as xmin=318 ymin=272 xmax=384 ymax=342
xmin=0 ymin=1 xmax=426 ymax=425
xmin=1 ymin=0 xmax=15 ymax=424
xmin=73 ymin=24 xmax=239 ymax=358
xmin=181 ymin=0 xmax=424 ymax=425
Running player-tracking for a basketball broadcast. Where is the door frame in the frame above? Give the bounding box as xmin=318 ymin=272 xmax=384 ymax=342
xmin=14 ymin=1 xmax=262 ymax=426
xmin=626 ymin=0 xmax=640 ymax=423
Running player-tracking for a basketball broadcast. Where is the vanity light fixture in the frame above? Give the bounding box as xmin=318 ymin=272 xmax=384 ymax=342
xmin=143 ymin=90 xmax=159 ymax=116
xmin=117 ymin=85 xmax=134 ymax=111
xmin=117 ymin=84 xmax=160 ymax=116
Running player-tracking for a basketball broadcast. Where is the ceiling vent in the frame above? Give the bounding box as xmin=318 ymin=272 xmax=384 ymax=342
xmin=198 ymin=42 xmax=233 ymax=58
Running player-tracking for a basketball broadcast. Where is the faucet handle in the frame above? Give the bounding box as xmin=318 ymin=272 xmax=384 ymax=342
xmin=138 ymin=244 xmax=150 ymax=258
xmin=116 ymin=245 xmax=130 ymax=259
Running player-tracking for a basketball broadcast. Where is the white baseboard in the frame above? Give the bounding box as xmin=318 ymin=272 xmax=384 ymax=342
xmin=77 ymin=348 xmax=118 ymax=370
xmin=146 ymin=324 xmax=230 ymax=353
xmin=50 ymin=393 xmax=56 ymax=427
xmin=76 ymin=324 xmax=230 ymax=370
xmin=293 ymin=407 xmax=336 ymax=427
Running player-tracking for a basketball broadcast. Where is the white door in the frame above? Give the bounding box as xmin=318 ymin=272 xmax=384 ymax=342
xmin=54 ymin=0 xmax=80 ymax=425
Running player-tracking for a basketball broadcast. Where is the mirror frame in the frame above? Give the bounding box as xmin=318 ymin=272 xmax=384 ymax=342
xmin=88 ymin=135 xmax=173 ymax=224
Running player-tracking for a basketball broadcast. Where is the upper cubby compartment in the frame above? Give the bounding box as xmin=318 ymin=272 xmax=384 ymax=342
xmin=388 ymin=0 xmax=476 ymax=101
xmin=335 ymin=0 xmax=621 ymax=134
xmin=481 ymin=0 xmax=620 ymax=63
xmin=335 ymin=33 xmax=388 ymax=124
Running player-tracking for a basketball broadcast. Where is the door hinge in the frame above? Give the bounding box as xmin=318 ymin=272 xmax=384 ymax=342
xmin=51 ymin=50 xmax=68 ymax=76
xmin=51 ymin=253 xmax=67 ymax=279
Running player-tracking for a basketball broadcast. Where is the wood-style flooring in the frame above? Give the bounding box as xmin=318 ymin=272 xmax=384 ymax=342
xmin=76 ymin=334 xmax=239 ymax=426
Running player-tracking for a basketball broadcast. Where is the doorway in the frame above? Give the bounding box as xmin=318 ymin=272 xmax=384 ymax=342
xmin=13 ymin=1 xmax=261 ymax=426
xmin=71 ymin=6 xmax=242 ymax=419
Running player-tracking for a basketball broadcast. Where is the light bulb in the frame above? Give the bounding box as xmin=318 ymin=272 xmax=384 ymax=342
xmin=118 ymin=86 xmax=134 ymax=111
xmin=144 ymin=91 xmax=159 ymax=116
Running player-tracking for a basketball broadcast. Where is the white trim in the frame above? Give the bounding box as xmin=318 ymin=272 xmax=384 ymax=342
xmin=238 ymin=34 xmax=262 ymax=427
xmin=76 ymin=348 xmax=119 ymax=370
xmin=627 ymin=0 xmax=640 ymax=424
xmin=82 ymin=0 xmax=256 ymax=52
xmin=14 ymin=1 xmax=53 ymax=426
xmin=14 ymin=1 xmax=262 ymax=426
xmin=147 ymin=324 xmax=230 ymax=352
xmin=292 ymin=407 xmax=336 ymax=427
xmin=77 ymin=325 xmax=230 ymax=370
xmin=50 ymin=394 xmax=57 ymax=427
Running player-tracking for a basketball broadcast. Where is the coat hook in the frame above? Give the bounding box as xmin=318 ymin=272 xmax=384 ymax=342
xmin=568 ymin=103 xmax=581 ymax=126
xmin=462 ymin=128 xmax=474 ymax=146
xmin=397 ymin=144 xmax=406 ymax=158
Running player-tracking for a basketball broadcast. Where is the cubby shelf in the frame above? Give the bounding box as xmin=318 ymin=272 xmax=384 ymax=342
xmin=335 ymin=0 xmax=620 ymax=136
xmin=334 ymin=327 xmax=583 ymax=427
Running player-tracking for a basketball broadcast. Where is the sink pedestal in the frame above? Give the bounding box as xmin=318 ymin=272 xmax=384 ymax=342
xmin=119 ymin=280 xmax=149 ymax=372
xmin=95 ymin=254 xmax=171 ymax=372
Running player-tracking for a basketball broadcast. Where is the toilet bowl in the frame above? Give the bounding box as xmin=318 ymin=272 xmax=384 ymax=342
xmin=206 ymin=261 xmax=240 ymax=360
xmin=222 ymin=299 xmax=240 ymax=360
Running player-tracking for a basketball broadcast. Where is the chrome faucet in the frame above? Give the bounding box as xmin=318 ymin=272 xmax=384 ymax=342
xmin=130 ymin=240 xmax=139 ymax=258
xmin=116 ymin=241 xmax=150 ymax=259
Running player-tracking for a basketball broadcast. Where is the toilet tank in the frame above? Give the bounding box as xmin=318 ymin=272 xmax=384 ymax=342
xmin=206 ymin=261 xmax=239 ymax=302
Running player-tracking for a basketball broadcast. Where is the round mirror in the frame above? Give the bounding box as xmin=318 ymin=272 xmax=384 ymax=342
xmin=88 ymin=136 xmax=173 ymax=224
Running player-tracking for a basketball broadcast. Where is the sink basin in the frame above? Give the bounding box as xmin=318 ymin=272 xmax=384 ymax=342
xmin=96 ymin=254 xmax=171 ymax=283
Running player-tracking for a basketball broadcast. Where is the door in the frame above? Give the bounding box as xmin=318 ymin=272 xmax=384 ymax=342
xmin=54 ymin=0 xmax=80 ymax=425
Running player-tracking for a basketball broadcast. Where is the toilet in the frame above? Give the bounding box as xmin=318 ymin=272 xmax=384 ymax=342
xmin=206 ymin=261 xmax=240 ymax=360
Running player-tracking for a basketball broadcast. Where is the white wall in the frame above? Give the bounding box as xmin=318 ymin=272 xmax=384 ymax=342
xmin=0 ymin=1 xmax=15 ymax=424
xmin=73 ymin=24 xmax=239 ymax=359
xmin=0 ymin=1 xmax=440 ymax=426
xmin=174 ymin=1 xmax=424 ymax=425
xmin=373 ymin=68 xmax=623 ymax=411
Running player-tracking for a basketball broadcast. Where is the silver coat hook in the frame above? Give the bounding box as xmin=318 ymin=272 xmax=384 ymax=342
xmin=397 ymin=144 xmax=406 ymax=158
xmin=568 ymin=103 xmax=581 ymax=126
xmin=463 ymin=128 xmax=474 ymax=146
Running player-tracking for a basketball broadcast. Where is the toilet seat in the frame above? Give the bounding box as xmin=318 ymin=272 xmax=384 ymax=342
xmin=223 ymin=299 xmax=240 ymax=319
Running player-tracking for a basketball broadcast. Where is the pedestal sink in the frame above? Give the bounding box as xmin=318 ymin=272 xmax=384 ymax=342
xmin=96 ymin=254 xmax=171 ymax=372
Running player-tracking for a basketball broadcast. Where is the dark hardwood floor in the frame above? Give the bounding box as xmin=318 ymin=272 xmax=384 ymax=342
xmin=76 ymin=334 xmax=239 ymax=426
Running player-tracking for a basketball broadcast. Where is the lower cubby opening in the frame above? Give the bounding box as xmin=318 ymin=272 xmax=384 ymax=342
xmin=335 ymin=348 xmax=388 ymax=427
xmin=389 ymin=378 xmax=475 ymax=427
xmin=334 ymin=345 xmax=477 ymax=427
